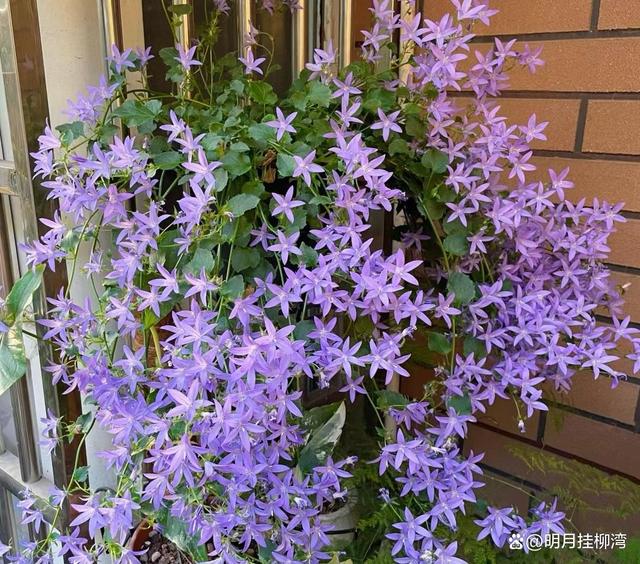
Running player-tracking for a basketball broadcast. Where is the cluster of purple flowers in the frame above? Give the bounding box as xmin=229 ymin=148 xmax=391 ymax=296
xmin=8 ymin=0 xmax=640 ymax=563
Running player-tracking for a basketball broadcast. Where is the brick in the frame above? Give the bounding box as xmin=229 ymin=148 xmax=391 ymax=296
xmin=468 ymin=428 xmax=640 ymax=533
xmin=543 ymin=410 xmax=640 ymax=478
xmin=493 ymin=98 xmax=580 ymax=151
xmin=609 ymin=219 xmax=640 ymax=268
xmin=425 ymin=0 xmax=592 ymax=35
xmin=598 ymin=0 xmax=640 ymax=30
xmin=530 ymin=157 xmax=640 ymax=212
xmin=477 ymin=472 xmax=531 ymax=514
xmin=477 ymin=397 xmax=540 ymax=439
xmin=464 ymin=425 xmax=540 ymax=480
xmin=571 ymin=504 xmax=640 ymax=536
xmin=500 ymin=38 xmax=640 ymax=92
xmin=583 ymin=100 xmax=640 ymax=155
xmin=544 ymin=373 xmax=639 ymax=426
xmin=401 ymin=363 xmax=435 ymax=399
xmin=607 ymin=271 xmax=640 ymax=323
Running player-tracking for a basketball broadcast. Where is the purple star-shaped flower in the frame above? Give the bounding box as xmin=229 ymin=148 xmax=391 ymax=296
xmin=267 ymin=231 xmax=302 ymax=264
xmin=292 ymin=150 xmax=323 ymax=186
xmin=266 ymin=108 xmax=297 ymax=141
xmin=238 ymin=47 xmax=266 ymax=75
xmin=272 ymin=186 xmax=304 ymax=223
xmin=109 ymin=45 xmax=135 ymax=74
xmin=175 ymin=44 xmax=202 ymax=71
xmin=371 ymin=108 xmax=402 ymax=141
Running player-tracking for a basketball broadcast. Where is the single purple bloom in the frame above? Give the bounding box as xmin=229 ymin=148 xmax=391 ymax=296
xmin=272 ymin=186 xmax=304 ymax=223
xmin=371 ymin=108 xmax=402 ymax=141
xmin=266 ymin=108 xmax=297 ymax=141
xmin=292 ymin=150 xmax=323 ymax=186
xmin=175 ymin=43 xmax=202 ymax=71
xmin=238 ymin=47 xmax=266 ymax=75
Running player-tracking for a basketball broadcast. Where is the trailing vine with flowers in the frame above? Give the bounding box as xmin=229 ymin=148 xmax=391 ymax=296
xmin=0 ymin=0 xmax=637 ymax=562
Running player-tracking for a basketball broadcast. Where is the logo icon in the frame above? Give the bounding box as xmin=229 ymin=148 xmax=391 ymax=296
xmin=526 ymin=533 xmax=544 ymax=551
xmin=508 ymin=532 xmax=524 ymax=550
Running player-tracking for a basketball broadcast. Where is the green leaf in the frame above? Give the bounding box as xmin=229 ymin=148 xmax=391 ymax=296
xmin=443 ymin=233 xmax=468 ymax=257
xmin=447 ymin=393 xmax=472 ymax=415
xmin=248 ymin=123 xmax=276 ymax=145
xmin=614 ymin=537 xmax=640 ymax=564
xmin=297 ymin=402 xmax=346 ymax=474
xmin=405 ymin=115 xmax=426 ymax=138
xmin=241 ymin=179 xmax=266 ymax=199
xmin=0 ymin=325 xmax=27 ymax=396
xmin=157 ymin=229 xmax=181 ymax=270
xmin=75 ymin=412 xmax=94 ymax=433
xmin=231 ymin=141 xmax=250 ymax=153
xmin=201 ymin=133 xmax=223 ymax=151
xmin=153 ymin=151 xmax=182 ymax=170
xmin=307 ymin=81 xmax=332 ymax=107
xmin=219 ymin=275 xmax=244 ymax=299
xmin=293 ymin=320 xmax=314 ymax=341
xmin=447 ymin=272 xmax=475 ymax=306
xmin=157 ymin=508 xmax=208 ymax=562
xmin=289 ymin=90 xmax=308 ymax=112
xmin=363 ymin=88 xmax=395 ymax=112
xmin=56 ymin=121 xmax=85 ymax=145
xmin=213 ymin=168 xmax=228 ymax=191
xmin=248 ymin=81 xmax=277 ymax=105
xmin=113 ymin=99 xmax=162 ymax=127
xmin=258 ymin=541 xmax=276 ymax=563
xmin=442 ymin=218 xmax=468 ymax=235
xmin=420 ymin=197 xmax=445 ymax=221
xmin=227 ymin=193 xmax=260 ymax=217
xmin=375 ymin=390 xmax=409 ymax=410
xmin=463 ymin=336 xmax=486 ymax=359
xmin=168 ymin=3 xmax=192 ymax=15
xmin=230 ymin=79 xmax=245 ymax=94
xmin=185 ymin=248 xmax=214 ymax=275
xmin=5 ymin=266 xmax=44 ymax=325
xmin=276 ymin=153 xmax=296 ymax=177
xmin=298 ymin=243 xmax=318 ymax=267
xmin=421 ymin=149 xmax=449 ymax=174
xmin=231 ymin=247 xmax=260 ymax=272
xmin=222 ymin=150 xmax=251 ymax=177
xmin=428 ymin=332 xmax=452 ymax=354
xmin=389 ymin=138 xmax=409 ymax=156
xmin=300 ymin=402 xmax=342 ymax=435
xmin=72 ymin=466 xmax=89 ymax=483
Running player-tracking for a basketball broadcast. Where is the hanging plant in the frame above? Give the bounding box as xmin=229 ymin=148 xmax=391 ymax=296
xmin=2 ymin=0 xmax=637 ymax=562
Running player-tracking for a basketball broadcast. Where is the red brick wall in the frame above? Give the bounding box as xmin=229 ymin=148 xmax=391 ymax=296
xmin=420 ymin=0 xmax=640 ymax=531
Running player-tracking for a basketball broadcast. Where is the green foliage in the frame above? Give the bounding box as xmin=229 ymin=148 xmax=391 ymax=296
xmin=447 ymin=272 xmax=476 ymax=305
xmin=443 ymin=232 xmax=469 ymax=256
xmin=297 ymin=402 xmax=346 ymax=475
xmin=375 ymin=389 xmax=409 ymax=410
xmin=226 ymin=193 xmax=260 ymax=217
xmin=219 ymin=275 xmax=244 ymax=299
xmin=113 ymin=99 xmax=162 ymax=127
xmin=446 ymin=392 xmax=472 ymax=415
xmin=428 ymin=331 xmax=452 ymax=354
xmin=157 ymin=508 xmax=209 ymax=562
xmin=0 ymin=266 xmax=44 ymax=396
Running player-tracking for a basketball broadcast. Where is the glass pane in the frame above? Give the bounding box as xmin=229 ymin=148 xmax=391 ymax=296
xmin=0 ymin=392 xmax=18 ymax=456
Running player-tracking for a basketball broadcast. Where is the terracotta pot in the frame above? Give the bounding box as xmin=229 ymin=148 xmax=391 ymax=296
xmin=129 ymin=520 xmax=153 ymax=552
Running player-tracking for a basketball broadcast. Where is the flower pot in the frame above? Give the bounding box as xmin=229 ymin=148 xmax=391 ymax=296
xmin=129 ymin=521 xmax=193 ymax=564
xmin=319 ymin=493 xmax=358 ymax=546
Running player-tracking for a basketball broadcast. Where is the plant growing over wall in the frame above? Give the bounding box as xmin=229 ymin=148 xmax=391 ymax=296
xmin=1 ymin=0 xmax=638 ymax=562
